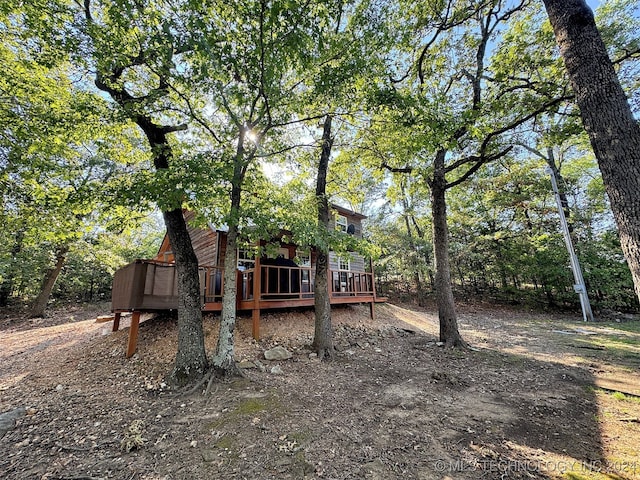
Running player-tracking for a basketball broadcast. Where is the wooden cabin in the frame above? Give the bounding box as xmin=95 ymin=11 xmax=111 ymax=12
xmin=111 ymin=205 xmax=385 ymax=356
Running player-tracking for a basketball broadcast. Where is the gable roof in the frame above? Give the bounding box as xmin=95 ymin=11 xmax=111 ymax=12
xmin=331 ymin=204 xmax=367 ymax=220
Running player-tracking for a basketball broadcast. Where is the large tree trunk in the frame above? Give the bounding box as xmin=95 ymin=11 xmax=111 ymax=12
xmin=312 ymin=115 xmax=334 ymax=361
xmin=212 ymin=134 xmax=245 ymax=376
xmin=542 ymin=0 xmax=640 ymax=303
xmin=29 ymin=245 xmax=68 ymax=318
xmin=163 ymin=209 xmax=208 ymax=382
xmin=431 ymin=150 xmax=467 ymax=347
xmin=136 ymin=119 xmax=208 ymax=384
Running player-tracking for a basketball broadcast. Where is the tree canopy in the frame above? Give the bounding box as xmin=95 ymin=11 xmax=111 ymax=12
xmin=2 ymin=0 xmax=639 ymax=381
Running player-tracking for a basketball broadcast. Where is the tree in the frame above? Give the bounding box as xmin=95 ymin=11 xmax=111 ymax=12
xmin=542 ymin=0 xmax=640 ymax=303
xmin=169 ymin=0 xmax=349 ymax=375
xmin=356 ymin=0 xmax=569 ymax=346
xmin=54 ymin=217 xmax=165 ymax=303
xmin=0 ymin=18 xmax=149 ymax=314
xmin=312 ymin=115 xmax=334 ymax=360
xmin=77 ymin=0 xmax=208 ymax=383
xmin=286 ymin=0 xmax=388 ymax=356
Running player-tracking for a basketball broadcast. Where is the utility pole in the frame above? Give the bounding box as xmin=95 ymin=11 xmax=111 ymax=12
xmin=546 ymin=166 xmax=594 ymax=321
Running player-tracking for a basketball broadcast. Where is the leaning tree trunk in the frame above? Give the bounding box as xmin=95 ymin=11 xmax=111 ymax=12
xmin=431 ymin=150 xmax=467 ymax=347
xmin=89 ymin=12 xmax=207 ymax=383
xmin=312 ymin=115 xmax=334 ymax=361
xmin=135 ymin=118 xmax=208 ymax=384
xmin=542 ymin=0 xmax=640 ymax=303
xmin=163 ymin=208 xmax=208 ymax=382
xmin=29 ymin=245 xmax=68 ymax=318
xmin=212 ymin=134 xmax=246 ymax=376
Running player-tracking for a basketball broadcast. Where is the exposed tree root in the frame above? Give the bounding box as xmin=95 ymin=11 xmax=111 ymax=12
xmin=445 ymin=340 xmax=470 ymax=349
xmin=204 ymin=371 xmax=218 ymax=396
xmin=174 ymin=363 xmax=247 ymax=397
xmin=179 ymin=371 xmax=213 ymax=396
xmin=316 ymin=346 xmax=335 ymax=362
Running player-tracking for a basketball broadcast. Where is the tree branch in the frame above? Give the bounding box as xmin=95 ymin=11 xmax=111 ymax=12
xmin=516 ymin=142 xmax=549 ymax=160
xmin=487 ymin=94 xmax=573 ymax=147
xmin=613 ymin=47 xmax=640 ymax=65
xmin=446 ymin=146 xmax=513 ymax=189
xmin=381 ymin=162 xmax=414 ymax=174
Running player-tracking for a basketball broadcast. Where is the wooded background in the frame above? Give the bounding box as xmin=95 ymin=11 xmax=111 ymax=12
xmin=1 ymin=0 xmax=638 ymax=317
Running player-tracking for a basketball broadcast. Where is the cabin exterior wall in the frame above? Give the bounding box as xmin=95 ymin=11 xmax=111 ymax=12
xmin=329 ymin=206 xmax=365 ymax=238
xmin=328 ymin=252 xmax=366 ymax=273
xmin=115 ymin=206 xmax=376 ymax=313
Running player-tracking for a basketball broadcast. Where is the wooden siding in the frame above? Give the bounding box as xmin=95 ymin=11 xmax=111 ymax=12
xmin=329 ymin=252 xmax=365 ymax=272
xmin=329 ymin=208 xmax=364 ymax=238
xmin=154 ymin=236 xmax=173 ymax=263
xmin=183 ymin=211 xmax=219 ymax=266
xmin=155 ymin=211 xmax=220 ymax=266
xmin=189 ymin=227 xmax=218 ymax=266
xmin=351 ymin=254 xmax=365 ymax=272
xmin=155 ymin=209 xmax=365 ymax=266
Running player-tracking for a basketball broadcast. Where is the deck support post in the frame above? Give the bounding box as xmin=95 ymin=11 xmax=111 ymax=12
xmin=369 ymin=257 xmax=378 ymax=300
xmin=369 ymin=301 xmax=375 ymax=320
xmin=252 ymin=308 xmax=260 ymax=340
xmin=126 ymin=311 xmax=141 ymax=358
xmin=112 ymin=312 xmax=121 ymax=332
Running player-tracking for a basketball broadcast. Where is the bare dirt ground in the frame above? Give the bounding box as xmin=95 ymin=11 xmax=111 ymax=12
xmin=1 ymin=301 xmax=639 ymax=480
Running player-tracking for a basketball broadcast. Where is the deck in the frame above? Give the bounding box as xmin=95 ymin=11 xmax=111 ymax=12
xmin=111 ymin=259 xmax=385 ymax=356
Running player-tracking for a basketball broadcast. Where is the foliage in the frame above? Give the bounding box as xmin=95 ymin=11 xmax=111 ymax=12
xmin=436 ymin=152 xmax=635 ymax=311
xmin=2 ymin=0 xmax=638 ymax=321
xmin=0 ymin=12 xmax=151 ymax=306
xmin=53 ymin=217 xmax=164 ymax=303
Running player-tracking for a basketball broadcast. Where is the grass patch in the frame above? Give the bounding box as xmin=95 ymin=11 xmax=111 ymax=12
xmin=561 ymin=459 xmax=634 ymax=480
xmin=205 ymin=393 xmax=283 ymax=431
xmin=229 ymin=394 xmax=282 ymax=417
xmin=233 ymin=397 xmax=272 ymax=415
xmin=288 ymin=428 xmax=312 ymax=444
xmin=214 ymin=434 xmax=236 ymax=450
xmin=571 ymin=336 xmax=640 ymax=370
xmin=601 ymin=322 xmax=640 ymax=335
xmin=609 ymin=390 xmax=640 ymax=404
xmin=593 ymin=387 xmax=640 ymax=403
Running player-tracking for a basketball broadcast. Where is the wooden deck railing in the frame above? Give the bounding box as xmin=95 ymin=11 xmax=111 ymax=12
xmin=113 ymin=259 xmax=374 ymax=311
xmin=239 ymin=265 xmax=373 ymax=301
xmin=201 ymin=265 xmax=225 ymax=303
xmin=330 ymin=270 xmax=374 ymax=297
xmin=113 ymin=260 xmax=380 ymax=358
xmin=240 ymin=265 xmax=316 ymax=301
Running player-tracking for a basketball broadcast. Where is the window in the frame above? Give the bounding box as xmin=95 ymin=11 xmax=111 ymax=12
xmin=237 ymin=249 xmax=255 ymax=270
xmin=295 ymin=249 xmax=311 ymax=267
xmin=338 ymin=256 xmax=350 ymax=271
xmin=336 ymin=214 xmax=348 ymax=232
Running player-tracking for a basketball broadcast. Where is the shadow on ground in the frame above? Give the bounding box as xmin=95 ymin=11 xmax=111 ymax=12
xmin=1 ymin=302 xmax=639 ymax=479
